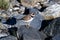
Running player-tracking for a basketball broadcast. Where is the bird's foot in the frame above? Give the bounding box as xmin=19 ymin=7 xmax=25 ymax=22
xmin=25 ymin=25 xmax=30 ymax=29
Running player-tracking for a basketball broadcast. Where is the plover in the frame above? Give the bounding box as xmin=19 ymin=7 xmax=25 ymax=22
xmin=17 ymin=13 xmax=35 ymax=28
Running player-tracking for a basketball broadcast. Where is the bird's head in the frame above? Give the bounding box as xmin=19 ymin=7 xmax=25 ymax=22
xmin=30 ymin=13 xmax=35 ymax=17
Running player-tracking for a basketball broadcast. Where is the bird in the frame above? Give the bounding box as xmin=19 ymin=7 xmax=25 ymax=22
xmin=17 ymin=13 xmax=35 ymax=28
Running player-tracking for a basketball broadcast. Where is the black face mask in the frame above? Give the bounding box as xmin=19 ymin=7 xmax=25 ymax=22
xmin=31 ymin=16 xmax=34 ymax=18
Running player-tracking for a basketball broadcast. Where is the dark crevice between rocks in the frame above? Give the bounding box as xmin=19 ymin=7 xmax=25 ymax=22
xmin=8 ymin=27 xmax=23 ymax=40
xmin=18 ymin=34 xmax=23 ymax=40
xmin=0 ymin=19 xmax=1 ymax=22
xmin=39 ymin=6 xmax=47 ymax=12
xmin=39 ymin=19 xmax=53 ymax=31
xmin=45 ymin=36 xmax=52 ymax=40
xmin=23 ymin=7 xmax=30 ymax=15
xmin=8 ymin=27 xmax=18 ymax=37
xmin=4 ymin=17 xmax=17 ymax=25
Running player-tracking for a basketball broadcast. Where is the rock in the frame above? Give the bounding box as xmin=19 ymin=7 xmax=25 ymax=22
xmin=0 ymin=23 xmax=7 ymax=29
xmin=40 ymin=0 xmax=50 ymax=4
xmin=17 ymin=25 xmax=47 ymax=40
xmin=0 ymin=33 xmax=9 ymax=38
xmin=19 ymin=6 xmax=25 ymax=14
xmin=52 ymin=34 xmax=60 ymax=40
xmin=43 ymin=17 xmax=60 ymax=36
xmin=8 ymin=27 xmax=17 ymax=37
xmin=0 ymin=35 xmax=17 ymax=40
xmin=0 ymin=29 xmax=9 ymax=38
xmin=52 ymin=0 xmax=60 ymax=4
xmin=40 ymin=3 xmax=60 ymax=20
xmin=39 ymin=19 xmax=53 ymax=31
xmin=20 ymin=0 xmax=40 ymax=8
xmin=20 ymin=0 xmax=50 ymax=8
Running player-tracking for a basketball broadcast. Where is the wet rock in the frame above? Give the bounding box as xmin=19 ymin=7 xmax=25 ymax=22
xmin=17 ymin=25 xmax=47 ymax=40
xmin=0 ymin=35 xmax=17 ymax=40
xmin=43 ymin=17 xmax=60 ymax=36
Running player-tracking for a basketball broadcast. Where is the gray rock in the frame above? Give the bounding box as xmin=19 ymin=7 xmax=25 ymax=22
xmin=0 ymin=35 xmax=17 ymax=40
xmin=21 ymin=0 xmax=40 ymax=8
xmin=17 ymin=25 xmax=47 ymax=40
xmin=0 ymin=33 xmax=9 ymax=38
xmin=52 ymin=0 xmax=60 ymax=4
xmin=52 ymin=34 xmax=60 ymax=40
xmin=41 ymin=3 xmax=60 ymax=20
xmin=43 ymin=17 xmax=60 ymax=36
xmin=0 ymin=23 xmax=8 ymax=29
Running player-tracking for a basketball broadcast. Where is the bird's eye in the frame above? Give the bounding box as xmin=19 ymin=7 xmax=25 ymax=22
xmin=32 ymin=13 xmax=35 ymax=15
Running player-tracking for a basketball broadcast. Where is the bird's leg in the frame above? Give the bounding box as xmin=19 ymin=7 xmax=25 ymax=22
xmin=25 ymin=22 xmax=30 ymax=28
xmin=28 ymin=22 xmax=31 ymax=26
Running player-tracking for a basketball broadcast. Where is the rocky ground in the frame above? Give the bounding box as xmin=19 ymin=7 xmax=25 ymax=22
xmin=0 ymin=0 xmax=60 ymax=40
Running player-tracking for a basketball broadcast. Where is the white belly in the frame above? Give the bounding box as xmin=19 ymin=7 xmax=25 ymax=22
xmin=24 ymin=18 xmax=33 ymax=22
